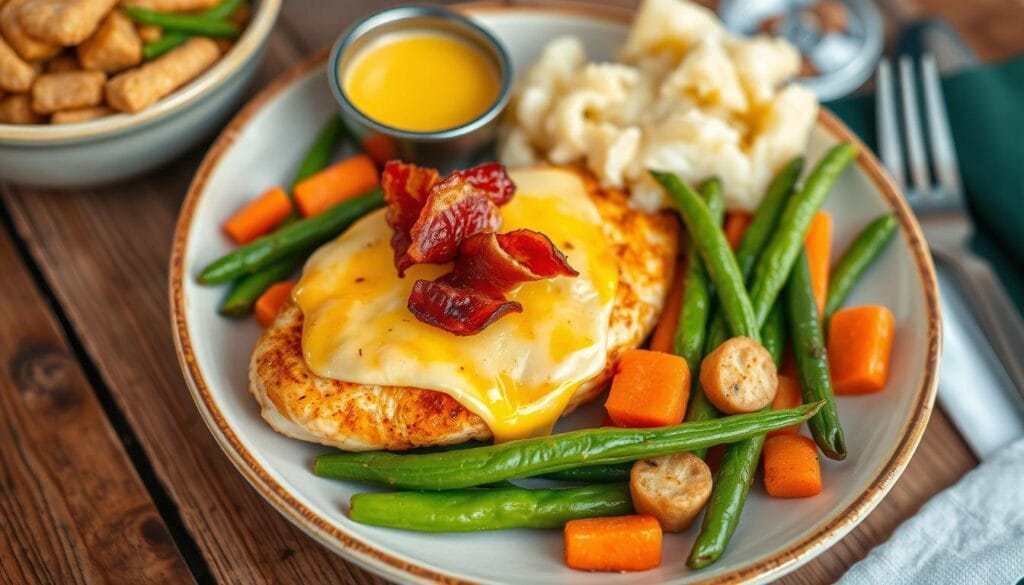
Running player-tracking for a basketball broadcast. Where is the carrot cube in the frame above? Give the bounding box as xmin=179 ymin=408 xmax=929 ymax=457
xmin=769 ymin=375 xmax=803 ymax=437
xmin=828 ymin=305 xmax=895 ymax=395
xmin=805 ymin=211 xmax=833 ymax=318
xmin=604 ymin=349 xmax=689 ymax=428
xmin=564 ymin=515 xmax=662 ymax=572
xmin=254 ymin=281 xmax=295 ymax=328
xmin=648 ymin=267 xmax=684 ymax=353
xmin=222 ymin=186 xmax=293 ymax=245
xmin=763 ymin=435 xmax=822 ymax=498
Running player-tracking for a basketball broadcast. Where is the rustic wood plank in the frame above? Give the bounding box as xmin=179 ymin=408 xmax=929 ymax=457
xmin=1 ymin=25 xmax=384 ymax=585
xmin=0 ymin=227 xmax=193 ymax=584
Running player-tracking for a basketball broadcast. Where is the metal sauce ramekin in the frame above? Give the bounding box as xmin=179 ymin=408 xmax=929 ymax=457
xmin=328 ymin=6 xmax=512 ymax=171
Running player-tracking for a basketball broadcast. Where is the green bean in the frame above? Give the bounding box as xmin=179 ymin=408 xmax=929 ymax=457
xmin=141 ymin=0 xmax=248 ymax=60
xmin=746 ymin=144 xmax=857 ymax=327
xmin=203 ymin=0 xmax=248 ymax=20
xmin=825 ymin=213 xmax=898 ymax=321
xmin=314 ymin=403 xmax=822 ymax=490
xmin=199 ymin=189 xmax=384 ymax=284
xmin=689 ymin=150 xmax=852 ymax=569
xmin=787 ymin=251 xmax=846 ymax=460
xmin=685 ymin=162 xmax=801 ymax=457
xmin=291 ymin=115 xmax=345 ymax=188
xmin=674 ymin=178 xmax=725 ymax=370
xmin=349 ymin=484 xmax=633 ymax=532
xmin=538 ymin=463 xmax=631 ymax=483
xmin=678 ymin=180 xmax=725 ymax=455
xmin=218 ymin=253 xmax=304 ymax=317
xmin=124 ymin=6 xmax=241 ymax=37
xmin=651 ymin=171 xmax=759 ymax=341
xmin=143 ymin=33 xmax=188 ymax=60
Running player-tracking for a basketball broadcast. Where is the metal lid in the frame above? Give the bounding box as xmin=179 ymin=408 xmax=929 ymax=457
xmin=718 ymin=0 xmax=883 ymax=102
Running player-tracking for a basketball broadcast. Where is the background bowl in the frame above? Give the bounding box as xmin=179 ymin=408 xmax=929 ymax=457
xmin=0 ymin=0 xmax=281 ymax=188
xmin=171 ymin=3 xmax=939 ymax=583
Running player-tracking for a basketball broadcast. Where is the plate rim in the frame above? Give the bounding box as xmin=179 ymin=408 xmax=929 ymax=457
xmin=169 ymin=2 xmax=942 ymax=583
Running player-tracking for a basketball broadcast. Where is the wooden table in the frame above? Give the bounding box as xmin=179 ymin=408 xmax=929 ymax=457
xmin=2 ymin=0 xmax=1019 ymax=582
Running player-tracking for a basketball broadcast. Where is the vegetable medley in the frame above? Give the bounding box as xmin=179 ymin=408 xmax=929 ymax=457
xmin=0 ymin=0 xmax=250 ymax=125
xmin=197 ymin=115 xmax=900 ymax=572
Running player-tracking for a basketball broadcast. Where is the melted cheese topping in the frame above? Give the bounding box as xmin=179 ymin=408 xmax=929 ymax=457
xmin=295 ymin=168 xmax=617 ymax=442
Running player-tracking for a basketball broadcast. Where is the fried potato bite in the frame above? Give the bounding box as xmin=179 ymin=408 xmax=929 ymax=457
xmin=16 ymin=0 xmax=120 ymax=46
xmin=77 ymin=9 xmax=141 ymax=73
xmin=31 ymin=69 xmax=104 ymax=113
xmin=0 ymin=35 xmax=35 ymax=91
xmin=0 ymin=92 xmax=43 ymax=123
xmin=1 ymin=0 xmax=61 ymax=60
xmin=105 ymin=36 xmax=217 ymax=112
xmin=50 ymin=103 xmax=110 ymax=123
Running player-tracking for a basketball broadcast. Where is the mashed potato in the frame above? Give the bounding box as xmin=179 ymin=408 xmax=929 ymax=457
xmin=499 ymin=0 xmax=818 ymax=211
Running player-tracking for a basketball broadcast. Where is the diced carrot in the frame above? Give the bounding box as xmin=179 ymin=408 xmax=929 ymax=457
xmin=564 ymin=515 xmax=662 ymax=572
xmin=804 ymin=211 xmax=833 ymax=317
xmin=769 ymin=375 xmax=803 ymax=437
xmin=254 ymin=281 xmax=296 ymax=328
xmin=360 ymin=134 xmax=397 ymax=167
xmin=222 ymin=186 xmax=293 ymax=245
xmin=648 ymin=266 xmax=685 ymax=353
xmin=828 ymin=305 xmax=895 ymax=395
xmin=294 ymin=154 xmax=380 ymax=217
xmin=605 ymin=349 xmax=690 ymax=428
xmin=724 ymin=212 xmax=753 ymax=251
xmin=763 ymin=434 xmax=822 ymax=498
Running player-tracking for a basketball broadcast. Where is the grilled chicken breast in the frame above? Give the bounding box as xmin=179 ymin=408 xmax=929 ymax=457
xmin=249 ymin=167 xmax=679 ymax=451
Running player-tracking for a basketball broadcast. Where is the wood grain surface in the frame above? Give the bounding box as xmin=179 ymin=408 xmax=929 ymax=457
xmin=0 ymin=226 xmax=192 ymax=583
xmin=1 ymin=0 xmax=1017 ymax=583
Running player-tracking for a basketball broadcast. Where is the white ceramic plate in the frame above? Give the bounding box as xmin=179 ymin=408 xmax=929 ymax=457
xmin=171 ymin=3 xmax=940 ymax=583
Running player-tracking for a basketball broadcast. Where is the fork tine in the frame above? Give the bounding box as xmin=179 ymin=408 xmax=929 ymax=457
xmin=875 ymin=59 xmax=906 ymax=189
xmin=921 ymin=54 xmax=964 ymax=199
xmin=898 ymin=56 xmax=931 ymax=196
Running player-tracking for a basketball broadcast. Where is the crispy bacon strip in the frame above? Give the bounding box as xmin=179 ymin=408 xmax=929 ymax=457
xmin=382 ymin=161 xmax=440 ymax=274
xmin=457 ymin=161 xmax=516 ymax=205
xmin=408 ymin=279 xmax=523 ymax=336
xmin=447 ymin=230 xmax=579 ymax=297
xmin=404 ymin=169 xmax=511 ymax=266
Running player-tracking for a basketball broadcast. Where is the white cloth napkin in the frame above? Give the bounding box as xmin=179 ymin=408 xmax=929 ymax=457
xmin=838 ymin=436 xmax=1024 ymax=585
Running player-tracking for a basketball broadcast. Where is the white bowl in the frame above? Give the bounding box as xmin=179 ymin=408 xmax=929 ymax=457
xmin=0 ymin=0 xmax=281 ymax=188
xmin=171 ymin=3 xmax=941 ymax=583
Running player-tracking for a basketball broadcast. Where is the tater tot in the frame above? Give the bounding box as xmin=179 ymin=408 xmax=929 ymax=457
xmin=46 ymin=51 xmax=79 ymax=71
xmin=122 ymin=0 xmax=218 ymax=11
xmin=50 ymin=104 xmax=111 ymax=123
xmin=31 ymin=69 xmax=105 ymax=113
xmin=135 ymin=23 xmax=161 ymax=43
xmin=0 ymin=92 xmax=44 ymax=123
xmin=105 ymin=37 xmax=218 ymax=113
xmin=0 ymin=35 xmax=35 ymax=91
xmin=16 ymin=0 xmax=120 ymax=46
xmin=2 ymin=0 xmax=61 ymax=60
xmin=77 ymin=9 xmax=141 ymax=72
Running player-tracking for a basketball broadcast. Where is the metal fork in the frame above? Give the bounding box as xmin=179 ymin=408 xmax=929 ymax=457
xmin=876 ymin=54 xmax=1024 ymax=403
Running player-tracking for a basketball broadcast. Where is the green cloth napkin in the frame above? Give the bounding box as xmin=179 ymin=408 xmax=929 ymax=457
xmin=828 ymin=57 xmax=1024 ymax=314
